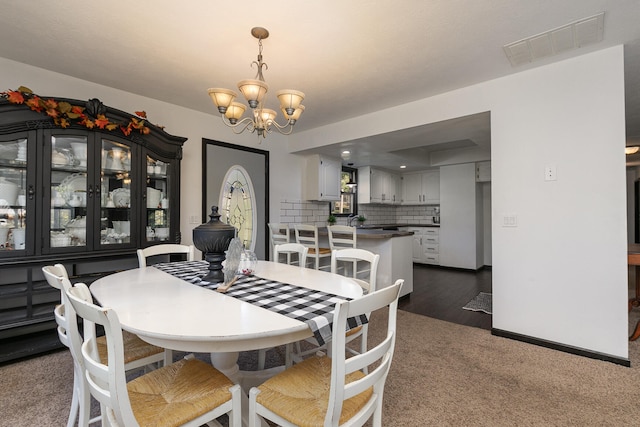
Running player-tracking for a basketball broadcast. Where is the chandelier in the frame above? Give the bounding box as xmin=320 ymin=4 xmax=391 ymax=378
xmin=207 ymin=27 xmax=305 ymax=138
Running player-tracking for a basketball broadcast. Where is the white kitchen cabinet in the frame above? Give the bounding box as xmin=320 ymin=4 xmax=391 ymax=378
xmin=358 ymin=166 xmax=400 ymax=204
xmin=401 ymin=170 xmax=440 ymax=205
xmin=407 ymin=227 xmax=440 ymax=265
xmin=402 ymin=173 xmax=422 ymax=204
xmin=476 ymin=161 xmax=491 ymax=182
xmin=303 ymin=154 xmax=341 ymax=201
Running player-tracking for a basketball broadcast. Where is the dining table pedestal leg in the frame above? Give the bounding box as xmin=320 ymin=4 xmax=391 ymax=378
xmin=209 ymin=352 xmax=273 ymax=427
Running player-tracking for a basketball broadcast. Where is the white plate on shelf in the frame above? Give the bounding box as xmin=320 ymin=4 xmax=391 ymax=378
xmin=112 ymin=188 xmax=130 ymax=208
xmin=58 ymin=173 xmax=86 ymax=202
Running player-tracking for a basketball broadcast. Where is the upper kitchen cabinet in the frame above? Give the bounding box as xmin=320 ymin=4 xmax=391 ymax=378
xmin=401 ymin=170 xmax=440 ymax=205
xmin=303 ymin=154 xmax=341 ymax=201
xmin=476 ymin=161 xmax=491 ymax=182
xmin=358 ymin=166 xmax=400 ymax=204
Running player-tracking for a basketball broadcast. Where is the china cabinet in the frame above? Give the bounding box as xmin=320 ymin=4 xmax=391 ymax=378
xmin=0 ymin=95 xmax=185 ymax=362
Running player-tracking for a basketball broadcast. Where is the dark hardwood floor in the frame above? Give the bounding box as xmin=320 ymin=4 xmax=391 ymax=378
xmin=398 ymin=264 xmax=492 ymax=330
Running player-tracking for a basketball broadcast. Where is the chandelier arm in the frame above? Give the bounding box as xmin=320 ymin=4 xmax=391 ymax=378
xmin=268 ymin=119 xmax=295 ymax=134
xmin=220 ymin=114 xmax=256 ymax=133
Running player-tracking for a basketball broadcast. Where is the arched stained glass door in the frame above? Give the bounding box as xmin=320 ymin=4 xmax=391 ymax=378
xmin=219 ymin=165 xmax=257 ymax=251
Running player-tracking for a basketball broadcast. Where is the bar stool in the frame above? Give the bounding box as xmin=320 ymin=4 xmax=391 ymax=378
xmin=268 ymin=223 xmax=291 ymax=262
xmin=294 ymin=224 xmax=331 ymax=270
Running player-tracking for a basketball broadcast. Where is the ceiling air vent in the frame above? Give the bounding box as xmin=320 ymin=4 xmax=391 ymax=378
xmin=503 ymin=12 xmax=604 ymax=67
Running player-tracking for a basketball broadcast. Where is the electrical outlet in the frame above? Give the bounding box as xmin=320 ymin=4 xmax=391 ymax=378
xmin=189 ymin=215 xmax=200 ymax=224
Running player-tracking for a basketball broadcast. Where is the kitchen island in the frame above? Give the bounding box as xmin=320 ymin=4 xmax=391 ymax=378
xmin=318 ymin=227 xmax=414 ymax=297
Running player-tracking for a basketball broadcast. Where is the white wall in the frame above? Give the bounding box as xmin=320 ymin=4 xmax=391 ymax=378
xmin=290 ymin=46 xmax=629 ymax=360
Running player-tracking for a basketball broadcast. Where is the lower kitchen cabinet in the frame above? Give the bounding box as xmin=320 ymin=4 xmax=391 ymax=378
xmin=407 ymin=226 xmax=440 ymax=265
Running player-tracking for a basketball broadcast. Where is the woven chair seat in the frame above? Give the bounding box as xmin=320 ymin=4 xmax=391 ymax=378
xmin=345 ymin=325 xmax=362 ymax=337
xmin=126 ymin=358 xmax=235 ymax=427
xmin=255 ymin=355 xmax=372 ymax=426
xmin=98 ymin=330 xmax=164 ymax=365
xmin=307 ymin=247 xmax=332 ymax=255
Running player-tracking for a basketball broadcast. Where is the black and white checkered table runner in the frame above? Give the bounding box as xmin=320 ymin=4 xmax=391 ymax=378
xmin=154 ymin=260 xmax=367 ymax=346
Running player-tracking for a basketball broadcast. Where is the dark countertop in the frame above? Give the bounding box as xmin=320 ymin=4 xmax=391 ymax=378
xmin=359 ymin=223 xmax=440 ymax=229
xmin=318 ymin=226 xmax=413 ymax=239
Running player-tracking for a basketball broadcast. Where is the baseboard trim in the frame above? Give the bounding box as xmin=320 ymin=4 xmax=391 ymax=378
xmin=491 ymin=328 xmax=631 ymax=367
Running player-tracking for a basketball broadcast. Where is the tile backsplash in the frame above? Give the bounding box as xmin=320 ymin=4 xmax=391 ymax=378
xmin=277 ymin=200 xmax=439 ymax=226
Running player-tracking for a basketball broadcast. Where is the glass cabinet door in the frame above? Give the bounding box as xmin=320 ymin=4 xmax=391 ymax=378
xmin=145 ymin=154 xmax=170 ymax=243
xmin=0 ymin=137 xmax=29 ymax=254
xmin=101 ymin=139 xmax=133 ymax=246
xmin=49 ymin=135 xmax=88 ymax=249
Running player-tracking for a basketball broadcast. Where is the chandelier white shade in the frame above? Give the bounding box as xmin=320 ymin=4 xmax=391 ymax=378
xmin=207 ymin=27 xmax=305 ymax=138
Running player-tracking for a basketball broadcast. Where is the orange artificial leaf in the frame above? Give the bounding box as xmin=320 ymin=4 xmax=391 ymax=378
xmin=71 ymin=105 xmax=84 ymax=114
xmin=135 ymin=111 xmax=147 ymax=118
xmin=141 ymin=126 xmax=150 ymax=135
xmin=44 ymin=98 xmax=58 ymax=110
xmin=66 ymin=112 xmax=81 ymax=119
xmin=58 ymin=117 xmax=70 ymax=128
xmin=82 ymin=119 xmax=95 ymax=129
xmin=6 ymin=90 xmax=25 ymax=104
xmin=26 ymin=96 xmax=43 ymax=112
xmin=106 ymin=123 xmax=118 ymax=131
xmin=120 ymin=125 xmax=132 ymax=136
xmin=94 ymin=114 xmax=110 ymax=129
xmin=46 ymin=107 xmax=59 ymax=118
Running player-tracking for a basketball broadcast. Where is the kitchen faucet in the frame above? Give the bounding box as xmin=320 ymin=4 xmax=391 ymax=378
xmin=347 ymin=213 xmax=357 ymax=227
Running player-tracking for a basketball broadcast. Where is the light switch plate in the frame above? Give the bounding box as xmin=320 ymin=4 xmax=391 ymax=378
xmin=545 ymin=165 xmax=557 ymax=181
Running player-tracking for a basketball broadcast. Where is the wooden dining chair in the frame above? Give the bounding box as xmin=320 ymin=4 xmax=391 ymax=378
xmin=294 ymin=224 xmax=331 ymax=270
xmin=268 ymin=223 xmax=290 ymax=262
xmin=291 ymin=248 xmax=381 ymax=366
xmin=249 ymin=280 xmax=403 ymax=427
xmin=65 ymin=281 xmax=242 ymax=427
xmin=136 ymin=244 xmax=195 ymax=267
xmin=42 ymin=264 xmax=169 ymax=427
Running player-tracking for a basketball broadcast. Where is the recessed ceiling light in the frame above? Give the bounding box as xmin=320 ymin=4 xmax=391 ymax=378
xmin=342 ymin=150 xmax=350 ymax=155
xmin=400 ymin=165 xmax=407 ymax=169
xmin=626 ymin=146 xmax=640 ymax=155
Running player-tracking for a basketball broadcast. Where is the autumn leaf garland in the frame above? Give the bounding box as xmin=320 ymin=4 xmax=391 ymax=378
xmin=1 ymin=86 xmax=152 ymax=136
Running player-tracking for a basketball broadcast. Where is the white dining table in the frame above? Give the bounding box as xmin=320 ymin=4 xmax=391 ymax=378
xmin=89 ymin=259 xmax=363 ymax=386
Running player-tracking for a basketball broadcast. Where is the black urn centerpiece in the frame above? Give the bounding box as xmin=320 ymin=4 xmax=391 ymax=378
xmin=193 ymin=206 xmax=236 ymax=282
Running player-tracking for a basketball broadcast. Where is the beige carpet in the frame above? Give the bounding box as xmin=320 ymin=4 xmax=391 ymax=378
xmin=2 ymin=309 xmax=640 ymax=426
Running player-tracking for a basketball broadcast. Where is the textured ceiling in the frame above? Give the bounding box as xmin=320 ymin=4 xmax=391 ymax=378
xmin=1 ymin=1 xmax=639 ymax=168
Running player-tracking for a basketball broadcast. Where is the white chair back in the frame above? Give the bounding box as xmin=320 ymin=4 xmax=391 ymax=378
xmin=331 ymin=248 xmax=380 ymax=293
xmin=274 ymin=243 xmax=308 ymax=268
xmin=294 ymin=224 xmax=331 ymax=270
xmin=137 ymin=244 xmax=195 ymax=267
xmin=249 ymin=279 xmax=403 ymax=427
xmin=327 ymin=225 xmax=357 ymax=250
xmin=66 ymin=282 xmax=137 ymax=426
xmin=268 ymin=223 xmax=291 ymax=262
xmin=326 ymin=280 xmax=403 ymax=426
xmin=65 ymin=282 xmax=242 ymax=427
xmin=42 ymin=265 xmax=93 ymax=427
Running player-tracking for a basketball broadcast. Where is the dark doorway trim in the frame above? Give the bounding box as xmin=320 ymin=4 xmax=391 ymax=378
xmin=201 ymin=139 xmax=270 ymax=258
